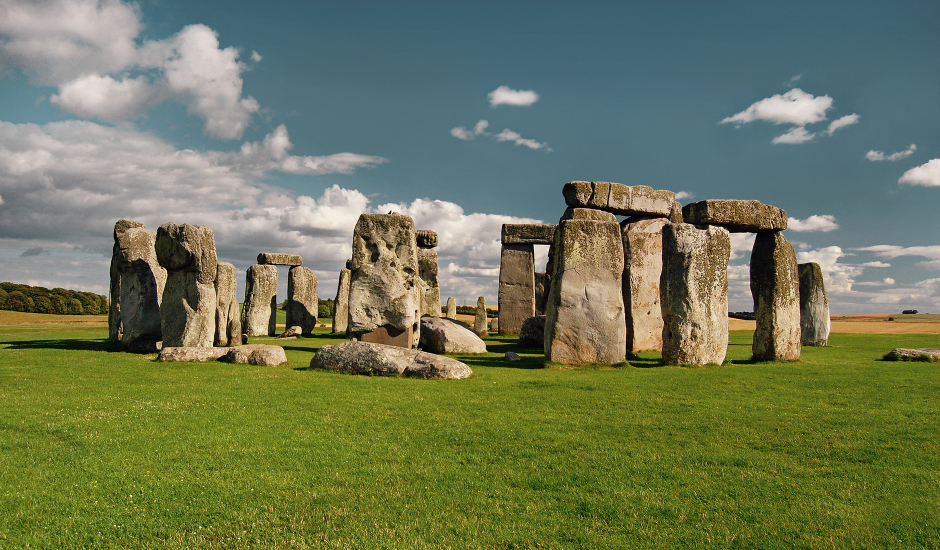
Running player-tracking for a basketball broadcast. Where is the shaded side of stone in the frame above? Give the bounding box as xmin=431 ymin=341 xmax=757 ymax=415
xmin=243 ymin=264 xmax=278 ymax=337
xmin=257 ymin=252 xmax=303 ymax=266
xmin=534 ymin=272 xmax=551 ymax=315
xmin=287 ymin=266 xmax=318 ymax=336
xmin=681 ymin=200 xmax=787 ymax=232
xmin=798 ymin=262 xmax=830 ymax=346
xmin=519 ymin=315 xmax=546 ymax=348
xmin=416 ymin=230 xmax=438 ymax=249
xmin=750 ymin=232 xmax=801 ymax=360
xmin=501 ymin=223 xmax=557 ymax=245
xmin=622 ymin=217 xmax=668 ymax=353
xmin=498 ymin=244 xmax=535 ymax=335
xmin=109 ymin=219 xmax=145 ymax=341
xmin=112 ymin=222 xmax=166 ymax=348
xmin=563 ymin=181 xmax=675 ymax=217
xmin=332 ymin=268 xmax=351 ymax=334
xmin=417 ymin=248 xmax=441 ymax=317
xmin=215 ymin=262 xmax=238 ymax=346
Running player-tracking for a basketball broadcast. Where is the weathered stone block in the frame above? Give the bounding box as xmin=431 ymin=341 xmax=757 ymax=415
xmin=257 ymin=252 xmax=303 ymax=266
xmin=498 ymin=244 xmax=535 ymax=335
xmin=215 ymin=262 xmax=238 ymax=346
xmin=110 ymin=220 xmax=166 ymax=348
xmin=622 ymin=217 xmax=668 ymax=353
xmin=446 ymin=297 xmax=457 ymax=319
xmin=156 ymin=223 xmax=218 ymax=348
xmin=287 ymin=266 xmax=318 ymax=336
xmin=501 ymin=224 xmax=557 ymax=245
xmin=681 ymin=200 xmax=787 ymax=233
xmin=416 ymin=230 xmax=438 ymax=249
xmin=419 ymin=316 xmax=487 ymax=354
xmin=661 ymin=223 xmax=730 ymax=366
xmin=243 ymin=264 xmax=278 ymax=337
xmin=751 ymin=232 xmax=801 ymax=360
xmin=474 ymin=296 xmax=488 ymax=336
xmin=563 ymin=181 xmax=675 ymax=217
xmin=156 ymin=223 xmax=218 ymax=283
xmin=798 ymin=262 xmax=830 ymax=347
xmin=418 ymin=248 xmax=441 ymax=317
xmin=311 ymin=341 xmax=473 ymax=379
xmin=560 ymin=207 xmax=617 ymax=222
xmin=332 ymin=268 xmax=351 ymax=334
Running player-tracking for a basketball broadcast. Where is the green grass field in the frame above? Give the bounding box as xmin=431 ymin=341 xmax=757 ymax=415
xmin=1 ymin=320 xmax=938 ymax=549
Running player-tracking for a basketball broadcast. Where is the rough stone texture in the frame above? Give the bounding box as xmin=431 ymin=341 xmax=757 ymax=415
xmin=498 ymin=244 xmax=535 ymax=335
xmin=559 ymin=207 xmax=617 ymax=222
xmin=668 ymin=201 xmax=684 ymax=223
xmin=287 ymin=266 xmax=318 ymax=335
xmin=221 ymin=344 xmax=288 ymax=366
xmin=311 ymin=341 xmax=473 ymax=379
xmin=501 ymin=224 xmax=557 ymax=245
xmin=751 ymin=232 xmax=801 ymax=361
xmin=158 ymin=346 xmax=228 ymax=362
xmin=661 ymin=223 xmax=730 ymax=366
xmin=416 ymin=230 xmax=438 ymax=249
xmin=257 ymin=252 xmax=303 ymax=266
xmin=110 ymin=220 xmax=166 ymax=348
xmin=681 ymin=200 xmax=788 ymax=233
xmin=474 ymin=296 xmax=488 ymax=336
xmin=417 ymin=248 xmax=441 ymax=318
xmin=622 ymin=218 xmax=668 ymax=353
xmin=348 ymin=213 xmax=421 ymax=348
xmin=519 ymin=315 xmax=546 ymax=348
xmin=534 ymin=272 xmax=551 ymax=315
xmin=798 ymin=262 xmax=830 ymax=347
xmin=563 ymin=181 xmax=675 ymax=217
xmin=883 ymin=348 xmax=940 ymax=362
xmin=332 ymin=268 xmax=351 ymax=334
xmin=489 ymin=318 xmax=498 ymax=332
xmin=215 ymin=262 xmax=238 ymax=346
xmin=156 ymin=223 xmax=218 ymax=348
xmin=419 ymin=316 xmax=487 ymax=354
xmin=544 ymin=217 xmax=626 ymax=364
xmin=243 ymin=264 xmax=278 ymax=337
xmin=445 ymin=297 xmax=457 ymax=319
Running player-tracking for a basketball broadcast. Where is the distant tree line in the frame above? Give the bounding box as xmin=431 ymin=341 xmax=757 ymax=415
xmin=729 ymin=311 xmax=755 ymax=320
xmin=441 ymin=305 xmax=499 ymax=317
xmin=279 ymin=298 xmax=335 ymax=319
xmin=0 ymin=282 xmax=108 ymax=315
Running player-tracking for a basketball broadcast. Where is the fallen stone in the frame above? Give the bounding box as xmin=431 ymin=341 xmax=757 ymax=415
xmin=474 ymin=296 xmax=488 ymax=336
xmin=257 ymin=252 xmax=303 ymax=266
xmin=563 ymin=181 xmax=675 ymax=217
xmin=332 ymin=267 xmax=351 ymax=334
xmin=681 ymin=200 xmax=787 ymax=233
xmin=519 ymin=315 xmax=546 ymax=348
xmin=215 ymin=262 xmax=238 ymax=346
xmin=416 ymin=229 xmax=438 ymax=249
xmin=883 ymin=348 xmax=940 ymax=362
xmin=287 ymin=266 xmax=318 ymax=335
xmin=158 ymin=346 xmax=228 ymax=362
xmin=156 ymin=223 xmax=218 ymax=348
xmin=505 ymin=351 xmax=521 ymax=361
xmin=311 ymin=341 xmax=473 ymax=379
xmin=751 ymin=232 xmax=801 ymax=361
xmin=418 ymin=248 xmax=441 ymax=318
xmin=661 ymin=223 xmax=730 ymax=366
xmin=498 ymin=243 xmax=535 ymax=335
xmin=419 ymin=316 xmax=487 ymax=354
xmin=799 ymin=262 xmax=830 ymax=346
xmin=110 ymin=220 xmax=166 ymax=348
xmin=501 ymin=224 xmax=557 ymax=245
xmin=278 ymin=325 xmax=303 ymax=339
xmin=221 ymin=344 xmax=288 ymax=366
xmin=445 ymin=297 xmax=457 ymax=319
xmin=242 ymin=264 xmax=278 ymax=337
xmin=622 ymin=217 xmax=668 ymax=353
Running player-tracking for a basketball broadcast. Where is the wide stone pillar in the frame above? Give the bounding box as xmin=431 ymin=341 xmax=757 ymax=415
xmin=661 ymin=223 xmax=730 ymax=366
xmin=215 ymin=262 xmax=239 ymax=346
xmin=243 ymin=264 xmax=278 ymax=337
xmin=155 ymin=223 xmax=218 ymax=348
xmin=622 ymin=217 xmax=668 ymax=353
xmin=287 ymin=266 xmax=318 ymax=335
xmin=544 ymin=209 xmax=625 ymax=364
xmin=498 ymin=244 xmax=535 ymax=335
xmin=332 ymin=267 xmax=351 ymax=334
xmin=798 ymin=262 xmax=830 ymax=346
xmin=109 ymin=220 xmax=166 ymax=350
xmin=750 ymin=232 xmax=801 ymax=360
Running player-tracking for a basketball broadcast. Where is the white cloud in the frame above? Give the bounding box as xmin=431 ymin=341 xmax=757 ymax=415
xmin=787 ymin=214 xmax=838 ymax=232
xmin=487 ymin=86 xmax=539 ymax=107
xmin=494 ymin=128 xmax=551 ymax=151
xmin=857 ymin=244 xmax=940 ymax=261
xmin=898 ymin=159 xmax=940 ymax=187
xmin=771 ymin=126 xmax=815 ymax=144
xmin=861 ymin=261 xmax=891 ymax=267
xmin=797 ymin=246 xmax=863 ymax=293
xmin=866 ymin=144 xmax=916 ymax=162
xmin=826 ymin=114 xmax=859 ymax=135
xmin=450 ymin=119 xmax=489 ymax=141
xmin=250 ymin=50 xmax=262 ymax=62
xmin=785 ymin=74 xmax=802 ymax=86
xmin=674 ymin=191 xmax=694 ymax=201
xmin=50 ymin=73 xmax=155 ymax=121
xmin=884 ymin=277 xmax=895 ymax=285
xmin=721 ymin=88 xmax=832 ymax=126
xmin=729 ymin=232 xmax=756 ymax=261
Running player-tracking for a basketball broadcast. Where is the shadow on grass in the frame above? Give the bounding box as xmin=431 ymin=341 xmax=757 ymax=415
xmin=2 ymin=338 xmax=125 ymax=353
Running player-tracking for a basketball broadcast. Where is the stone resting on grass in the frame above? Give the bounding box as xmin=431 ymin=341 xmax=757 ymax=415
xmin=158 ymin=344 xmax=287 ymax=366
xmin=883 ymin=348 xmax=940 ymax=362
xmin=419 ymin=316 xmax=487 ymax=354
xmin=311 ymin=341 xmax=473 ymax=379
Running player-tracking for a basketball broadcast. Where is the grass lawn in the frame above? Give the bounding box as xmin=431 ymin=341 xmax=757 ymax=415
xmin=0 ymin=319 xmax=938 ymax=548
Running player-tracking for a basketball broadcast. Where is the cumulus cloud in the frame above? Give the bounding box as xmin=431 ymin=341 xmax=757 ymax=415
xmin=674 ymin=191 xmax=694 ymax=201
xmin=250 ymin=50 xmax=262 ymax=62
xmin=771 ymin=126 xmax=815 ymax=144
xmin=866 ymin=144 xmax=916 ymax=162
xmin=487 ymin=86 xmax=539 ymax=107
xmin=729 ymin=232 xmax=756 ymax=261
xmin=721 ymin=88 xmax=832 ymax=127
xmin=494 ymin=128 xmax=551 ymax=151
xmin=898 ymin=159 xmax=940 ymax=187
xmin=787 ymin=214 xmax=838 ymax=232
xmin=450 ymin=119 xmax=489 ymax=141
xmin=826 ymin=114 xmax=859 ymax=135
xmin=50 ymin=73 xmax=155 ymax=121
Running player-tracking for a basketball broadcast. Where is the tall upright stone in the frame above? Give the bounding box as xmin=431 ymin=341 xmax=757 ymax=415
xmin=498 ymin=243 xmax=535 ymax=335
xmin=287 ymin=266 xmax=318 ymax=335
xmin=544 ymin=209 xmax=626 ymax=364
xmin=799 ymin=262 xmax=830 ymax=347
xmin=332 ymin=267 xmax=351 ymax=334
xmin=445 ymin=297 xmax=457 ymax=319
xmin=215 ymin=262 xmax=239 ymax=346
xmin=417 ymin=248 xmax=441 ymax=317
xmin=109 ymin=219 xmax=166 ymax=349
xmin=243 ymin=264 xmax=278 ymax=337
xmin=348 ymin=213 xmax=421 ymax=349
xmin=155 ymin=223 xmax=218 ymax=348
xmin=474 ymin=296 xmax=488 ymax=336
xmin=622 ymin=217 xmax=668 ymax=353
xmin=661 ymin=223 xmax=730 ymax=366
xmin=751 ymin=232 xmax=801 ymax=360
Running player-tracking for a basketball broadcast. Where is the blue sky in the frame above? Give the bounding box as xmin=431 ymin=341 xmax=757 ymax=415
xmin=1 ymin=0 xmax=939 ymax=313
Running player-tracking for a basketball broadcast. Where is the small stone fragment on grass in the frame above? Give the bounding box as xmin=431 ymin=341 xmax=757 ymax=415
xmin=505 ymin=351 xmax=521 ymax=361
xmin=883 ymin=348 xmax=940 ymax=362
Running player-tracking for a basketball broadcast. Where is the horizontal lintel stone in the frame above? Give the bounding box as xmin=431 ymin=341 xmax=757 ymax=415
xmin=681 ymin=199 xmax=787 ymax=232
xmin=563 ymin=181 xmax=675 ymax=217
xmin=257 ymin=252 xmax=303 ymax=266
xmin=501 ymin=224 xmax=557 ymax=245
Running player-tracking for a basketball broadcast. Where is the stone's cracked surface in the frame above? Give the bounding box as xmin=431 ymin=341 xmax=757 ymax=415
xmin=332 ymin=268 xmax=351 ymax=334
xmin=798 ymin=262 xmax=830 ymax=347
xmin=419 ymin=316 xmax=487 ymax=354
xmin=416 ymin=230 xmax=439 ymax=249
xmin=498 ymin=244 xmax=535 ymax=335
xmin=681 ymin=200 xmax=787 ymax=233
xmin=287 ymin=266 xmax=318 ymax=335
xmin=257 ymin=252 xmax=303 ymax=266
xmin=562 ymin=181 xmax=675 ymax=217
xmin=110 ymin=219 xmax=166 ymax=348
xmin=661 ymin=223 xmax=730 ymax=366
xmin=311 ymin=341 xmax=473 ymax=379
xmin=417 ymin=248 xmax=441 ymax=318
xmin=501 ymin=224 xmax=557 ymax=245
xmin=156 ymin=223 xmax=218 ymax=348
xmin=751 ymin=232 xmax=801 ymax=360
xmin=243 ymin=264 xmax=278 ymax=337
xmin=215 ymin=262 xmax=239 ymax=346
xmin=622 ymin=217 xmax=668 ymax=353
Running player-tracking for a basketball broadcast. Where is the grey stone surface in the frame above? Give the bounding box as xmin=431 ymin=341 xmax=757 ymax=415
xmin=416 ymin=229 xmax=438 ymax=249
xmin=419 ymin=316 xmax=487 ymax=354
xmin=501 ymin=224 xmax=557 ymax=245
xmin=544 ymin=217 xmax=626 ymax=364
xmin=221 ymin=344 xmax=288 ymax=366
xmin=751 ymin=232 xmax=801 ymax=361
xmin=243 ymin=264 xmax=278 ymax=337
xmin=661 ymin=223 xmax=730 ymax=366
xmin=257 ymin=252 xmax=303 ymax=266
xmin=332 ymin=268 xmax=351 ymax=334
xmin=681 ymin=200 xmax=788 ymax=233
xmin=348 ymin=213 xmax=421 ymax=348
xmin=799 ymin=262 xmax=830 ymax=347
xmin=489 ymin=317 xmax=498 ymax=332
xmin=215 ymin=262 xmax=238 ymax=346
xmin=563 ymin=181 xmax=675 ymax=217
xmin=519 ymin=315 xmax=546 ymax=348
xmin=156 ymin=223 xmax=218 ymax=348
xmin=158 ymin=346 xmax=228 ymax=362
xmin=505 ymin=351 xmax=521 ymax=361
xmin=622 ymin=218 xmax=668 ymax=353
xmin=474 ymin=296 xmax=488 ymax=336
xmin=287 ymin=266 xmax=318 ymax=335
xmin=534 ymin=272 xmax=551 ymax=315
xmin=445 ymin=297 xmax=457 ymax=319
xmin=498 ymin=243 xmax=535 ymax=335
xmin=883 ymin=348 xmax=940 ymax=362
xmin=311 ymin=341 xmax=473 ymax=379
xmin=110 ymin=220 xmax=166 ymax=348
xmin=418 ymin=248 xmax=441 ymax=318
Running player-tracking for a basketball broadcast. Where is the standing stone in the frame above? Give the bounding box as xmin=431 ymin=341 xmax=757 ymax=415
xmin=215 ymin=262 xmax=239 ymax=346
xmin=751 ymin=232 xmax=801 ymax=360
xmin=799 ymin=262 xmax=830 ymax=346
xmin=418 ymin=248 xmax=441 ymax=317
xmin=243 ymin=264 xmax=278 ymax=337
xmin=498 ymin=242 xmax=535 ymax=335
xmin=544 ymin=210 xmax=626 ymax=364
xmin=332 ymin=267 xmax=351 ymax=334
xmin=534 ymin=272 xmax=551 ymax=315
xmin=109 ymin=220 xmax=166 ymax=349
xmin=445 ymin=297 xmax=457 ymax=319
xmin=622 ymin=218 xmax=668 ymax=353
xmin=661 ymin=223 xmax=730 ymax=366
xmin=155 ymin=223 xmax=218 ymax=348
xmin=348 ymin=213 xmax=421 ymax=349
xmin=287 ymin=266 xmax=318 ymax=336
xmin=474 ymin=296 xmax=488 ymax=336
xmin=489 ymin=317 xmax=498 ymax=332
